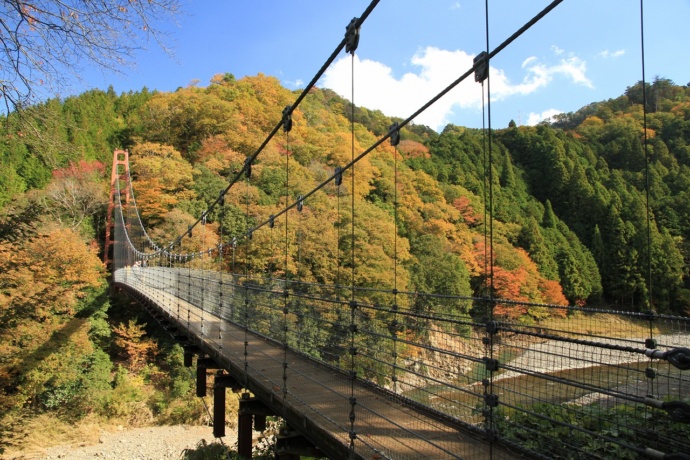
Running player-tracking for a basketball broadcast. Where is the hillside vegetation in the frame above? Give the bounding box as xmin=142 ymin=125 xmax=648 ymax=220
xmin=1 ymin=73 xmax=689 ymax=453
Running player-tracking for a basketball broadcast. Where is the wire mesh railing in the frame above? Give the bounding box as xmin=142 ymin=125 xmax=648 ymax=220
xmin=112 ymin=245 xmax=690 ymax=459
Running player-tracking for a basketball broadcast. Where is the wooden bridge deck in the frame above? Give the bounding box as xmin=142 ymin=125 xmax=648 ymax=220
xmin=115 ymin=272 xmax=523 ymax=460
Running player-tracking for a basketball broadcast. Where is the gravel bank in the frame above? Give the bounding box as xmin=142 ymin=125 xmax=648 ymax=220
xmin=31 ymin=425 xmax=235 ymax=460
xmin=495 ymin=333 xmax=690 ymax=382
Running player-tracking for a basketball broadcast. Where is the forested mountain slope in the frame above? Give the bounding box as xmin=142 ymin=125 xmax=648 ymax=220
xmin=0 ymin=73 xmax=688 ymax=453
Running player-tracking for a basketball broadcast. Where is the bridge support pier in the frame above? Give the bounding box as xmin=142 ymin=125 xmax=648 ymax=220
xmin=213 ymin=371 xmax=243 ymax=438
xmin=183 ymin=345 xmax=199 ymax=367
xmin=196 ymin=357 xmax=220 ymax=397
xmin=238 ymin=393 xmax=276 ymax=459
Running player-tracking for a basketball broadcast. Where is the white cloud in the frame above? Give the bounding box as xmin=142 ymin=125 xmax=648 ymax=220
xmin=322 ymin=48 xmax=481 ymax=130
xmin=526 ymin=108 xmax=562 ymax=126
xmin=450 ymin=2 xmax=461 ymax=10
xmin=551 ymin=45 xmax=565 ymax=56
xmin=598 ymin=49 xmax=625 ymax=58
xmin=283 ymin=78 xmax=304 ymax=89
xmin=521 ymin=56 xmax=538 ymax=68
xmin=321 ymin=46 xmax=592 ymax=131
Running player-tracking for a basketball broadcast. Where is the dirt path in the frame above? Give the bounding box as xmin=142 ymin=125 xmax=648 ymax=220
xmin=13 ymin=425 xmax=236 ymax=460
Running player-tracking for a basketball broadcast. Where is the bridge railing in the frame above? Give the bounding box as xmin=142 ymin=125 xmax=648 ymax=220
xmin=114 ymin=256 xmax=690 ymax=459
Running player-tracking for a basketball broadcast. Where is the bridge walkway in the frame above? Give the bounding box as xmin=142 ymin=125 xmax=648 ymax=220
xmin=115 ymin=269 xmax=521 ymax=460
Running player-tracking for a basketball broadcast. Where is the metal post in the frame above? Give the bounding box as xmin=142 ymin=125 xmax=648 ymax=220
xmin=213 ymin=377 xmax=226 ymax=438
xmin=238 ymin=393 xmax=253 ymax=459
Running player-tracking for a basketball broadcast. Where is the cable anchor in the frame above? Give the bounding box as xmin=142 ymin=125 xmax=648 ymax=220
xmin=344 ymin=17 xmax=360 ymax=54
xmin=645 ymin=347 xmax=690 ymax=370
xmin=645 ymin=398 xmax=690 ymax=423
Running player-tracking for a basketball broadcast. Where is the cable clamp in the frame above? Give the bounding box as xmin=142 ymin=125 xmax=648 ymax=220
xmin=297 ymin=195 xmax=304 ymax=212
xmin=484 ymin=393 xmax=499 ymax=408
xmin=344 ymin=17 xmax=360 ymax=54
xmin=389 ymin=122 xmax=400 ymax=147
xmin=282 ymin=105 xmax=293 ymax=132
xmin=484 ymin=357 xmax=499 ymax=372
xmin=485 ymin=320 xmax=499 ymax=335
xmin=474 ymin=51 xmax=489 ymax=83
xmin=269 ymin=215 xmax=275 ymax=228
xmin=335 ymin=166 xmax=343 ymax=186
xmin=244 ymin=157 xmax=252 ymax=178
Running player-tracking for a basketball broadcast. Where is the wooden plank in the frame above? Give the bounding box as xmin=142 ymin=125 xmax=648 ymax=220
xmin=116 ymin=274 xmax=524 ymax=460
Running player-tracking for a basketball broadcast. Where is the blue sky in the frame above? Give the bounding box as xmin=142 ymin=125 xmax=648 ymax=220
xmin=81 ymin=0 xmax=690 ymax=131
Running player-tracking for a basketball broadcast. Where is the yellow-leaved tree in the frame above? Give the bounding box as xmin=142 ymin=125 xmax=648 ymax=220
xmin=0 ymin=226 xmax=104 ymax=421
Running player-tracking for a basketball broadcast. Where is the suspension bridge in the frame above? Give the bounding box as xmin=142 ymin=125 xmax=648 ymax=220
xmin=104 ymin=1 xmax=690 ymax=459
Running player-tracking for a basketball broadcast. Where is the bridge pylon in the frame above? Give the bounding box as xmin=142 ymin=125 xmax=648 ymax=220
xmin=104 ymin=149 xmax=130 ymax=271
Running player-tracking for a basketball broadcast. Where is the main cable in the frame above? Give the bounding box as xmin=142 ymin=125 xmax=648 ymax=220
xmin=154 ymin=1 xmax=381 ymax=255
xmin=227 ymin=0 xmax=564 ymax=248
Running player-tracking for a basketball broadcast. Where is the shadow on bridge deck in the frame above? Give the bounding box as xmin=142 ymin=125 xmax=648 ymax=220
xmin=114 ymin=273 xmax=524 ymax=460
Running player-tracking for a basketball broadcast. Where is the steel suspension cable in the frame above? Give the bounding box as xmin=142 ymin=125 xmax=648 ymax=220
xmin=348 ymin=47 xmax=358 ymax=458
xmin=391 ymin=128 xmax=400 ymax=395
xmin=236 ymin=0 xmax=565 ymax=247
xmin=638 ymin=9 xmax=653 ymax=325
xmin=638 ymin=0 xmax=659 ymax=422
xmin=219 ymin=192 xmax=225 ymax=354
xmin=282 ymin=124 xmax=291 ymax=405
xmin=158 ymin=1 xmax=381 ymax=256
xmin=243 ymin=167 xmax=251 ymax=390
xmin=477 ymin=1 xmax=499 ymax=454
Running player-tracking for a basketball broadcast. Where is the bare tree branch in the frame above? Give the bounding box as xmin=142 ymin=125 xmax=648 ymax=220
xmin=0 ymin=0 xmax=182 ymax=111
